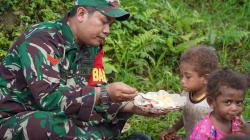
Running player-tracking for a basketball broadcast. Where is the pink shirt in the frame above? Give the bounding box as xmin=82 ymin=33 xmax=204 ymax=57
xmin=190 ymin=113 xmax=226 ymax=140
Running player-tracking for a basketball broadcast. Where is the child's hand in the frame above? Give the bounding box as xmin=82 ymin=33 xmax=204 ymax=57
xmin=160 ymin=128 xmax=178 ymax=140
xmin=233 ymin=116 xmax=250 ymax=135
xmin=232 ymin=116 xmax=243 ymax=134
xmin=122 ymin=101 xmax=170 ymax=117
xmin=240 ymin=121 xmax=250 ymax=135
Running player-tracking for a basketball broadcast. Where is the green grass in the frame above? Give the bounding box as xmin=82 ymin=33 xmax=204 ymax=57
xmin=121 ymin=112 xmax=183 ymax=139
xmin=243 ymin=90 xmax=250 ymax=120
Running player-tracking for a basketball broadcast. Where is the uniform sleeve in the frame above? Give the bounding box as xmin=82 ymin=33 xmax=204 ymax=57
xmin=18 ymin=32 xmax=95 ymax=121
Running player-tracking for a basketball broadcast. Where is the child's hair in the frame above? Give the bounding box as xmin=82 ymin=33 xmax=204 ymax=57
xmin=180 ymin=45 xmax=219 ymax=76
xmin=207 ymin=68 xmax=247 ymax=98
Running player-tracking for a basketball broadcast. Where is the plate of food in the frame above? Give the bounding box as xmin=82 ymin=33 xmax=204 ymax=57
xmin=134 ymin=90 xmax=186 ymax=113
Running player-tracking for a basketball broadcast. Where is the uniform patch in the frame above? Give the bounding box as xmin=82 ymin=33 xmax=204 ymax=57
xmin=47 ymin=54 xmax=59 ymax=65
xmin=92 ymin=68 xmax=107 ymax=82
xmin=88 ymin=47 xmax=107 ymax=86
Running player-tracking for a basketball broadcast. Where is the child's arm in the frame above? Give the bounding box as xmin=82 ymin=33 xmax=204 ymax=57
xmin=160 ymin=116 xmax=184 ymax=140
xmin=170 ymin=116 xmax=184 ymax=131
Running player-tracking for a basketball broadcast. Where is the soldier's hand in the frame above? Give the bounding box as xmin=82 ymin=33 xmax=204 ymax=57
xmin=121 ymin=101 xmax=170 ymax=117
xmin=106 ymin=82 xmax=137 ymax=102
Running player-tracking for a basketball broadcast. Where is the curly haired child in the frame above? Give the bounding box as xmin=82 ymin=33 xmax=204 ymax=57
xmin=190 ymin=69 xmax=249 ymax=140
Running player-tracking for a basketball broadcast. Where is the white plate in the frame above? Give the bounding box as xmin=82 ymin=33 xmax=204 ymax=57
xmin=134 ymin=90 xmax=186 ymax=113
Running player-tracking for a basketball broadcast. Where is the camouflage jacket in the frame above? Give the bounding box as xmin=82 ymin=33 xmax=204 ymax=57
xmin=0 ymin=14 xmax=125 ymax=139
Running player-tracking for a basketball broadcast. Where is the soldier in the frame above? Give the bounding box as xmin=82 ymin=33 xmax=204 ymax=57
xmin=0 ymin=0 xmax=165 ymax=139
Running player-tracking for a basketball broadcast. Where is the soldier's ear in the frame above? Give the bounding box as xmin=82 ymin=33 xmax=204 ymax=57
xmin=76 ymin=7 xmax=88 ymax=22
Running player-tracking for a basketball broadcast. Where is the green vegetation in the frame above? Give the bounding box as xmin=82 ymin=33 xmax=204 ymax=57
xmin=0 ymin=0 xmax=250 ymax=139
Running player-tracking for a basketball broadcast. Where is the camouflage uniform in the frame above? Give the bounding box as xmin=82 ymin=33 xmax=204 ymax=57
xmin=0 ymin=14 xmax=131 ymax=140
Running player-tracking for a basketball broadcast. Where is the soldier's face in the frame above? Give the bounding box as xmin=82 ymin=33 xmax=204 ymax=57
xmin=76 ymin=7 xmax=115 ymax=46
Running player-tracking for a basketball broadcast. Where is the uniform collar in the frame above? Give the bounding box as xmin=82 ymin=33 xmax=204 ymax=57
xmin=60 ymin=13 xmax=79 ymax=51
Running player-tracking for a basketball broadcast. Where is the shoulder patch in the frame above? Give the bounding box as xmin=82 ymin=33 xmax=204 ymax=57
xmin=47 ymin=54 xmax=59 ymax=65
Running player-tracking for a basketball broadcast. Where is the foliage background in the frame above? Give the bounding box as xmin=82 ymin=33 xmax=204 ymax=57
xmin=0 ymin=0 xmax=250 ymax=139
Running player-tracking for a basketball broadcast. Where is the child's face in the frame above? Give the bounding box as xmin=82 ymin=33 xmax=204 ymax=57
xmin=211 ymin=85 xmax=245 ymax=121
xmin=180 ymin=62 xmax=206 ymax=93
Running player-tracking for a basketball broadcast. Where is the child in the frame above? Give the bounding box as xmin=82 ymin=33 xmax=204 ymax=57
xmin=160 ymin=45 xmax=219 ymax=140
xmin=190 ymin=69 xmax=248 ymax=140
